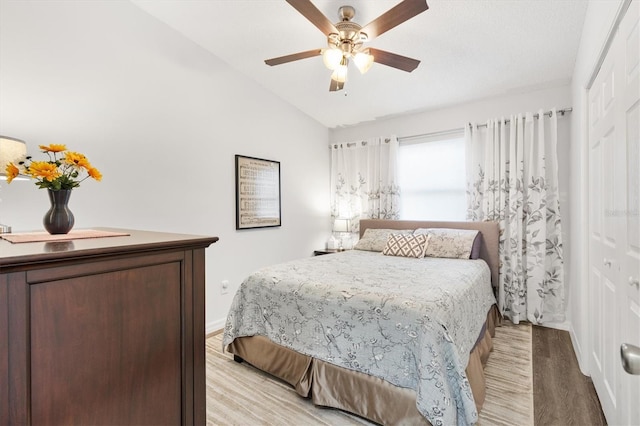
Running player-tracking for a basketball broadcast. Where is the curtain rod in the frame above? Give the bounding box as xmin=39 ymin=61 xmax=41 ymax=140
xmin=471 ymin=107 xmax=573 ymax=129
xmin=397 ymin=107 xmax=573 ymax=142
xmin=398 ymin=127 xmax=465 ymax=143
xmin=331 ymin=138 xmax=393 ymax=149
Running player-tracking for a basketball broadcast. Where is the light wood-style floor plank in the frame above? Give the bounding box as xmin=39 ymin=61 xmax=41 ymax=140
xmin=532 ymin=326 xmax=606 ymax=426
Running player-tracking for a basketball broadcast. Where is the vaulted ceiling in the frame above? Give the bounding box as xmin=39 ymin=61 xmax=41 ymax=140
xmin=132 ymin=0 xmax=588 ymax=128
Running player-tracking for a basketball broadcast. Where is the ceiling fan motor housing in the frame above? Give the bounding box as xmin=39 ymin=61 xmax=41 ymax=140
xmin=330 ymin=13 xmax=366 ymax=56
xmin=338 ymin=5 xmax=355 ymax=21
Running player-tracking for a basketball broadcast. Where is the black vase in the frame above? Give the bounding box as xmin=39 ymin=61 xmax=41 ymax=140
xmin=43 ymin=189 xmax=75 ymax=235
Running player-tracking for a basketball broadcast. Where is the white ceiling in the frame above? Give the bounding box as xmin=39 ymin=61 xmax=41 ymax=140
xmin=131 ymin=0 xmax=588 ymax=129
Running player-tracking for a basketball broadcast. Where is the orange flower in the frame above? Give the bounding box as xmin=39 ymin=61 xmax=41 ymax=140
xmin=39 ymin=144 xmax=67 ymax=153
xmin=5 ymin=163 xmax=20 ymax=184
xmin=6 ymin=144 xmax=101 ymax=190
xmin=87 ymin=167 xmax=102 ymax=181
xmin=64 ymin=151 xmax=90 ymax=169
xmin=28 ymin=161 xmax=61 ymax=182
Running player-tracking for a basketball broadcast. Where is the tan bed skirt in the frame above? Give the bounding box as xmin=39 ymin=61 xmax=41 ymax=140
xmin=226 ymin=305 xmax=500 ymax=425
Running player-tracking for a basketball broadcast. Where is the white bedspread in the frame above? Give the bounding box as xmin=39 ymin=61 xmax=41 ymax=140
xmin=223 ymin=250 xmax=496 ymax=425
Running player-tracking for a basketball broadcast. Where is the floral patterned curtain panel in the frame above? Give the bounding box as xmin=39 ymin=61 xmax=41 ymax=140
xmin=330 ymin=136 xmax=400 ymax=234
xmin=465 ymin=109 xmax=565 ymax=325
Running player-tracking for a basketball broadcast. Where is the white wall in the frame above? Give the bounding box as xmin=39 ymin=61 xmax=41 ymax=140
xmin=0 ymin=0 xmax=331 ymax=332
xmin=569 ymin=0 xmax=625 ymax=374
xmin=331 ymin=85 xmax=574 ymax=329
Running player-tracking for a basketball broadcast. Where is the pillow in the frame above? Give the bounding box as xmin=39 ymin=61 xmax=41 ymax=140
xmin=470 ymin=232 xmax=483 ymax=260
xmin=413 ymin=228 xmax=479 ymax=259
xmin=354 ymin=228 xmax=414 ymax=252
xmin=382 ymin=233 xmax=429 ymax=258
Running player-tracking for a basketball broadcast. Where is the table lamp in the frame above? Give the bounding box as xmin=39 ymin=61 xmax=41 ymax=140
xmin=0 ymin=135 xmax=28 ymax=233
xmin=333 ymin=218 xmax=351 ymax=250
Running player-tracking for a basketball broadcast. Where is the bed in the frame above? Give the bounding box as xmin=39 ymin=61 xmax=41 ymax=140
xmin=223 ymin=219 xmax=500 ymax=425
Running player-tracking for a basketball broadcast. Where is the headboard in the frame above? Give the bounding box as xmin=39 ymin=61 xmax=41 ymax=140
xmin=359 ymin=219 xmax=500 ymax=290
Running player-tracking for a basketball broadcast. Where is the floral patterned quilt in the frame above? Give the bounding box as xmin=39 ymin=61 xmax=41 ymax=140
xmin=223 ymin=250 xmax=496 ymax=425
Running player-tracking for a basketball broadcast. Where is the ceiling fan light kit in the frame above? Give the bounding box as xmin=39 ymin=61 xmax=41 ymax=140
xmin=331 ymin=57 xmax=349 ymax=83
xmin=322 ymin=48 xmax=343 ymax=70
xmin=265 ymin=0 xmax=429 ymax=92
xmin=353 ymin=51 xmax=374 ymax=74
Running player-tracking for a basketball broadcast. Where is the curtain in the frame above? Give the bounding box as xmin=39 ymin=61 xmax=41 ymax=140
xmin=330 ymin=136 xmax=400 ymax=234
xmin=465 ymin=109 xmax=565 ymax=325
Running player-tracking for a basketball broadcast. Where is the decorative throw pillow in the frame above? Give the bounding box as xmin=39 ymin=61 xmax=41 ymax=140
xmin=470 ymin=232 xmax=483 ymax=259
xmin=353 ymin=228 xmax=414 ymax=252
xmin=382 ymin=233 xmax=429 ymax=258
xmin=413 ymin=228 xmax=479 ymax=259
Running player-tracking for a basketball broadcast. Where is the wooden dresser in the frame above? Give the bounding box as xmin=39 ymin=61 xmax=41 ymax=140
xmin=0 ymin=229 xmax=218 ymax=425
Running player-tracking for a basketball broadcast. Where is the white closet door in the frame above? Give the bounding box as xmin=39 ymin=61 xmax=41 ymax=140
xmin=619 ymin=1 xmax=640 ymax=424
xmin=589 ymin=1 xmax=640 ymax=424
xmin=589 ymin=37 xmax=620 ymax=422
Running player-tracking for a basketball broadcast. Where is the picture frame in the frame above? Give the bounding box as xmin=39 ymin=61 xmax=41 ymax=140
xmin=235 ymin=155 xmax=281 ymax=230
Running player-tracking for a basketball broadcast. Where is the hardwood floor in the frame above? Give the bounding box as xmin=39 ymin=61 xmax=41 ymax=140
xmin=532 ymin=326 xmax=607 ymax=425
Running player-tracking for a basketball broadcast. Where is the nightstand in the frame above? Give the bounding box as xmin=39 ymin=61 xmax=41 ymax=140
xmin=313 ymin=248 xmax=346 ymax=256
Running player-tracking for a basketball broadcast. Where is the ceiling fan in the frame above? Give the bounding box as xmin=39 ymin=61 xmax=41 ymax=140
xmin=265 ymin=0 xmax=429 ymax=92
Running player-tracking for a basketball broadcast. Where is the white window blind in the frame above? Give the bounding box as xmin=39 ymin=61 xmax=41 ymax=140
xmin=398 ymin=133 xmax=466 ymax=221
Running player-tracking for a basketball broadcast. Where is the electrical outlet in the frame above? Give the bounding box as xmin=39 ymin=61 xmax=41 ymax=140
xmin=221 ymin=279 xmax=229 ymax=295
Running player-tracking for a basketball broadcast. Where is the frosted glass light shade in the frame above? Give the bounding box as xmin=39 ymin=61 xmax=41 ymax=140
xmin=0 ymin=136 xmax=27 ymax=179
xmin=354 ymin=51 xmax=374 ymax=74
xmin=322 ymin=48 xmax=343 ymax=70
xmin=331 ymin=63 xmax=348 ymax=83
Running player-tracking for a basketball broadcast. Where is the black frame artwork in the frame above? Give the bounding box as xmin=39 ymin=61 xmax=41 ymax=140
xmin=235 ymin=155 xmax=281 ymax=230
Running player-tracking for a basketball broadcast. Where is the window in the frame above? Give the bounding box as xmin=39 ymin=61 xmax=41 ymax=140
xmin=398 ymin=133 xmax=466 ymax=221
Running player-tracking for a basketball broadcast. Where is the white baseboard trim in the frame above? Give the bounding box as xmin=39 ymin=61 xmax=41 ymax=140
xmin=205 ymin=318 xmax=226 ymax=336
xmin=569 ymin=324 xmax=590 ymax=376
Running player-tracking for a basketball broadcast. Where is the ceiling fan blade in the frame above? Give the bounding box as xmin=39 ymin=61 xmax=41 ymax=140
xmin=361 ymin=0 xmax=428 ymax=40
xmin=368 ymin=48 xmax=420 ymax=72
xmin=286 ymin=0 xmax=338 ymax=36
xmin=265 ymin=49 xmax=322 ymax=66
xmin=329 ymin=78 xmax=344 ymax=92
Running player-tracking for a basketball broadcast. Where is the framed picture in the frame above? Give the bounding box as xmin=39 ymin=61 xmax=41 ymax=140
xmin=235 ymin=155 xmax=281 ymax=230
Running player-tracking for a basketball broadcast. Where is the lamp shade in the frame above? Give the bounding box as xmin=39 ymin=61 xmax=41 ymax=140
xmin=354 ymin=51 xmax=374 ymax=74
xmin=322 ymin=48 xmax=343 ymax=70
xmin=331 ymin=64 xmax=348 ymax=84
xmin=0 ymin=136 xmax=27 ymax=179
xmin=333 ymin=218 xmax=350 ymax=233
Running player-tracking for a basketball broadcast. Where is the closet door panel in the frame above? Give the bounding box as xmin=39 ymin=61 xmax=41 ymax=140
xmin=620 ymin=2 xmax=640 ymax=424
xmin=588 ymin=38 xmax=620 ymax=423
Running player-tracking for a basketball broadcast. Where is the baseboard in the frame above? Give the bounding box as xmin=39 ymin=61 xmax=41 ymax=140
xmin=569 ymin=324 xmax=590 ymax=376
xmin=206 ymin=318 xmax=226 ymax=336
